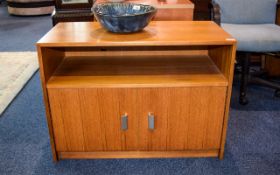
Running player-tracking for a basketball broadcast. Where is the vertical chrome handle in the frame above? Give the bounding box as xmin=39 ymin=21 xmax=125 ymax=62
xmin=121 ymin=113 xmax=128 ymax=131
xmin=148 ymin=112 xmax=155 ymax=130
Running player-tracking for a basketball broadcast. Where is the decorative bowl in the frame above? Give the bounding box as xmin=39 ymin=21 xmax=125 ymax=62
xmin=92 ymin=3 xmax=157 ymax=33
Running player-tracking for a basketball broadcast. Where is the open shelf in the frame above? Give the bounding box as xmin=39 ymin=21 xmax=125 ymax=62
xmin=47 ymin=55 xmax=228 ymax=88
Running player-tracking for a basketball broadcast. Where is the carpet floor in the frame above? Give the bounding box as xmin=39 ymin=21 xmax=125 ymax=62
xmin=0 ymin=3 xmax=280 ymax=175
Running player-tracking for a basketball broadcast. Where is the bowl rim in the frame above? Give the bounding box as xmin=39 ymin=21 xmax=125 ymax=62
xmin=92 ymin=2 xmax=157 ymax=18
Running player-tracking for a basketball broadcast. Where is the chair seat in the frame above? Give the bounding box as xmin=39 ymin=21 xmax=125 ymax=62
xmin=221 ymin=23 xmax=280 ymax=52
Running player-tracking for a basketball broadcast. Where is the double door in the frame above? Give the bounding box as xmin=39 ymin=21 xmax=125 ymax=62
xmin=48 ymin=87 xmax=226 ymax=152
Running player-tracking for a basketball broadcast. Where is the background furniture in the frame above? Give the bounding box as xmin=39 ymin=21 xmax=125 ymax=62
xmin=7 ymin=0 xmax=54 ymax=16
xmin=37 ymin=21 xmax=236 ymax=161
xmin=52 ymin=0 xmax=94 ymax=26
xmin=52 ymin=0 xmax=194 ymax=26
xmin=211 ymin=0 xmax=280 ymax=105
xmin=266 ymin=54 xmax=280 ymax=76
xmin=96 ymin=0 xmax=194 ymax=21
xmin=190 ymin=0 xmax=210 ymax=20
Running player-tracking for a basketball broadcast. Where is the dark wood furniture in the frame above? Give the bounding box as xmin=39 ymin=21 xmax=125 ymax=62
xmin=7 ymin=0 xmax=54 ymax=16
xmin=51 ymin=0 xmax=94 ymax=26
xmin=190 ymin=0 xmax=211 ymax=20
xmin=210 ymin=0 xmax=280 ymax=104
xmin=37 ymin=21 xmax=236 ymax=161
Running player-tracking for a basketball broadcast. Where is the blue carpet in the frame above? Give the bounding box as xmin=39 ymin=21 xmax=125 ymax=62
xmin=0 ymin=3 xmax=280 ymax=175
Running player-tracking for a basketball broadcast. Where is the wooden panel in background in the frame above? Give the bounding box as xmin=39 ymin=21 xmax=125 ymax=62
xmin=96 ymin=0 xmax=194 ymax=21
xmin=265 ymin=55 xmax=280 ymax=76
xmin=154 ymin=8 xmax=193 ymax=21
xmin=190 ymin=0 xmax=211 ymax=20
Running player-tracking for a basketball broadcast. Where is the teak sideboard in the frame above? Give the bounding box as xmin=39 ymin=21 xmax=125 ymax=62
xmin=37 ymin=21 xmax=236 ymax=161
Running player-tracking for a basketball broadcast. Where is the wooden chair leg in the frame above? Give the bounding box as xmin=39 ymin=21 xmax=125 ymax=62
xmin=239 ymin=53 xmax=250 ymax=105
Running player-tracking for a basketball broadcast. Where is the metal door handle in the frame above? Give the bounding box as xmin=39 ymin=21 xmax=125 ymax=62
xmin=148 ymin=112 xmax=155 ymax=130
xmin=121 ymin=113 xmax=128 ymax=131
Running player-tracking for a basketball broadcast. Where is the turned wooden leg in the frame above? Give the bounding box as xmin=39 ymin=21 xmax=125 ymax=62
xmin=239 ymin=53 xmax=250 ymax=105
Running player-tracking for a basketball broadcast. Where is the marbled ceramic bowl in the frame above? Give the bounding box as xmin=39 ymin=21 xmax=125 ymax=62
xmin=92 ymin=3 xmax=157 ymax=33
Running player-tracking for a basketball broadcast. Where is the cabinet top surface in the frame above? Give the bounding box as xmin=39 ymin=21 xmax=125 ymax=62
xmin=37 ymin=21 xmax=236 ymax=47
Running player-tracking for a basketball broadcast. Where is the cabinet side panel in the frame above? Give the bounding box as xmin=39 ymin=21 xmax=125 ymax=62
xmin=37 ymin=46 xmax=64 ymax=161
xmin=79 ymin=89 xmax=106 ymax=151
xmin=218 ymin=44 xmax=237 ymax=159
xmin=209 ymin=46 xmax=233 ymax=79
xmin=166 ymin=88 xmax=191 ymax=150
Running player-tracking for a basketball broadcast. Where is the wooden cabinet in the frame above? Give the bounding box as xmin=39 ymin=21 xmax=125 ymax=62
xmin=37 ymin=21 xmax=236 ymax=161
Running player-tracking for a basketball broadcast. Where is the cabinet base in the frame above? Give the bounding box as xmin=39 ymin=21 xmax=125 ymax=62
xmin=58 ymin=150 xmax=220 ymax=160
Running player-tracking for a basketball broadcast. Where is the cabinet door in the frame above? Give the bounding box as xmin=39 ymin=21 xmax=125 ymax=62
xmin=48 ymin=88 xmax=138 ymax=152
xmin=138 ymin=87 xmax=226 ymax=151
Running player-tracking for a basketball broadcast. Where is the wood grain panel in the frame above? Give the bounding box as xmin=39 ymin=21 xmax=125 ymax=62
xmin=47 ymin=55 xmax=228 ymax=88
xmin=218 ymin=44 xmax=236 ymax=159
xmin=38 ymin=47 xmax=64 ymax=82
xmin=265 ymin=55 xmax=280 ymax=76
xmin=154 ymin=9 xmax=193 ymax=21
xmin=97 ymin=89 xmax=123 ymax=151
xmin=37 ymin=21 xmax=236 ymax=47
xmin=209 ymin=46 xmax=234 ymax=79
xmin=138 ymin=87 xmax=226 ymax=151
xmin=138 ymin=88 xmax=169 ymax=151
xmin=48 ymin=89 xmax=68 ymax=152
xmin=203 ymin=87 xmax=227 ymax=148
xmin=96 ymin=0 xmax=194 ymax=21
xmin=118 ymin=89 xmax=139 ymax=150
xmin=209 ymin=44 xmax=236 ymax=158
xmin=78 ymin=89 xmax=105 ymax=151
xmin=49 ymin=88 xmax=141 ymax=152
xmin=185 ymin=87 xmax=226 ymax=150
xmin=187 ymin=87 xmax=209 ymax=149
xmin=37 ymin=47 xmax=65 ymax=161
xmin=48 ymin=89 xmax=85 ymax=151
xmin=59 ymin=149 xmax=219 ymax=159
xmin=166 ymin=88 xmax=190 ymax=150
